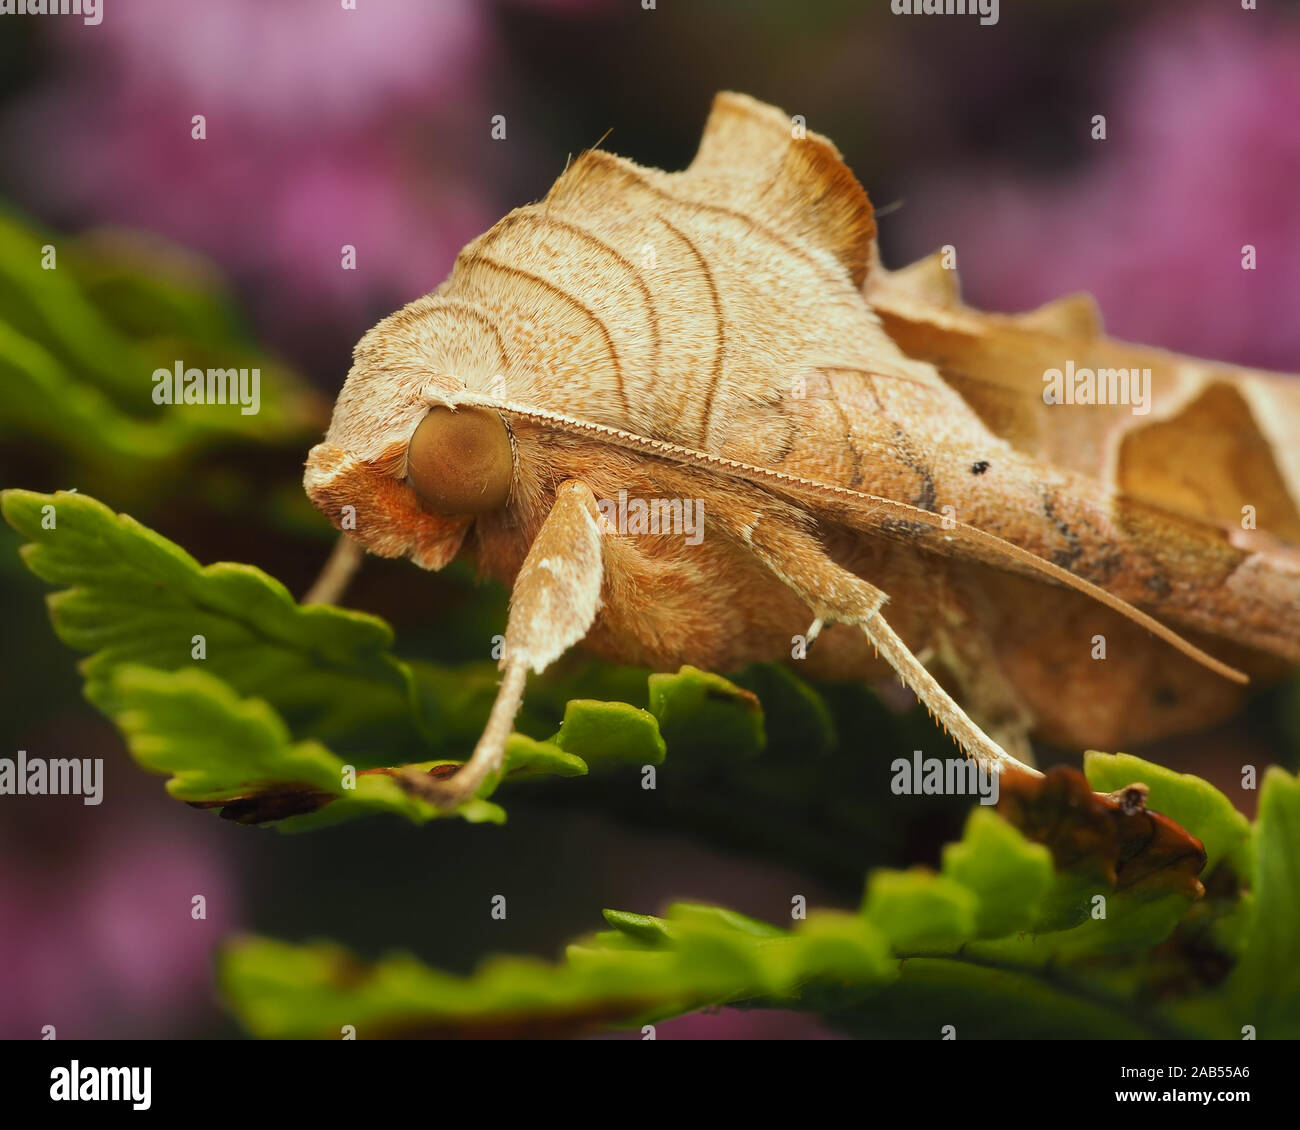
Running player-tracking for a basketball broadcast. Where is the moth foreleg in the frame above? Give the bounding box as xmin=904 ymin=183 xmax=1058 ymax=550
xmin=397 ymin=479 xmax=606 ymax=810
xmin=734 ymin=513 xmax=1040 ymax=779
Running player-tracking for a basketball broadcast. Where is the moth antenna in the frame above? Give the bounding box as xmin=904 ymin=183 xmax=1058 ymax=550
xmin=461 ymin=396 xmax=1249 ymax=687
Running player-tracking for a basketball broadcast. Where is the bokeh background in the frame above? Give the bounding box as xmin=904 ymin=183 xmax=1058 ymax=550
xmin=1 ymin=0 xmax=1297 ymax=1039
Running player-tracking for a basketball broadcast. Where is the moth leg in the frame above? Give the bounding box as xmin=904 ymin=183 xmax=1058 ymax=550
xmin=804 ymin=618 xmax=826 ymax=651
xmin=302 ymin=535 xmax=365 ymax=605
xmin=738 ymin=515 xmax=1039 ymax=779
xmin=926 ymin=583 xmax=1037 ymax=768
xmin=396 ymin=480 xmax=605 ymax=810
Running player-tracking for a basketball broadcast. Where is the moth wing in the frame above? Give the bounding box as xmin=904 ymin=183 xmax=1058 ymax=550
xmin=686 ymin=91 xmax=795 ymax=180
xmin=683 ymin=92 xmax=876 ymax=287
xmin=868 ymin=247 xmax=1300 ymax=543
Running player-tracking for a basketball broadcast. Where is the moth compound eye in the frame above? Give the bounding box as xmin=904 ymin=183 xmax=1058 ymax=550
xmin=407 ymin=406 xmax=512 ymax=515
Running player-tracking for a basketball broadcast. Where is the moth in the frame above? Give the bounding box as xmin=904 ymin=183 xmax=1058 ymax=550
xmin=304 ymin=92 xmax=1300 ymax=807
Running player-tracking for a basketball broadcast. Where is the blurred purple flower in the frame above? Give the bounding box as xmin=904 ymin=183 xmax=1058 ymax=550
xmin=53 ymin=0 xmax=487 ymax=129
xmin=901 ymin=8 xmax=1300 ymax=370
xmin=0 ymin=813 xmax=236 ymax=1038
xmin=4 ymin=0 xmax=505 ymax=349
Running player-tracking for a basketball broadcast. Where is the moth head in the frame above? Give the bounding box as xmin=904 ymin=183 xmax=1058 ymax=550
xmin=405 ymin=405 xmax=513 ymax=516
xmin=303 ymin=297 xmax=517 ymax=570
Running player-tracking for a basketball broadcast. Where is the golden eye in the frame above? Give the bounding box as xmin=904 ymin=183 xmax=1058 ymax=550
xmin=406 ymin=406 xmax=513 ymax=515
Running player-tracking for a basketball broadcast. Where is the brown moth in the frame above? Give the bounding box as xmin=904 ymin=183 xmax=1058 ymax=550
xmin=303 ymin=92 xmax=1300 ymax=807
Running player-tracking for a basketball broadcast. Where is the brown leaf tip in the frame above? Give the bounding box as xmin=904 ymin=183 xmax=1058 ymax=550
xmin=997 ymin=765 xmax=1205 ymax=900
xmin=1108 ymin=782 xmax=1150 ymax=816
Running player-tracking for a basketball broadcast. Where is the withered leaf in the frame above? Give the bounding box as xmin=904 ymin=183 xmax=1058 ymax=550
xmin=996 ymin=764 xmax=1207 ymax=901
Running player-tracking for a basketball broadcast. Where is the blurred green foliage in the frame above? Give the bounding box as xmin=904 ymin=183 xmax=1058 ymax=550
xmin=0 ymin=207 xmax=323 ymax=514
xmin=219 ymin=766 xmax=1300 ymax=1039
xmin=7 ymin=487 xmax=1299 ymax=1038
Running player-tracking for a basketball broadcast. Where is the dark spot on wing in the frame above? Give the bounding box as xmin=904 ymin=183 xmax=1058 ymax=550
xmin=1145 ymin=572 xmax=1173 ymax=599
xmin=768 ymin=416 xmax=798 ymax=466
xmin=891 ymin=427 xmax=937 ymax=513
xmin=1041 ymin=489 xmax=1083 ymax=570
xmin=1090 ymin=546 xmax=1127 ymax=586
xmin=970 ymin=460 xmax=990 ymax=475
xmin=825 ymin=383 xmax=865 ymax=487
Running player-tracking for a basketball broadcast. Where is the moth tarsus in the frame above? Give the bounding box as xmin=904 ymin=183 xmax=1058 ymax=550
xmin=804 ymin=617 xmax=826 ymax=652
xmin=397 ymin=663 xmax=530 ymax=810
